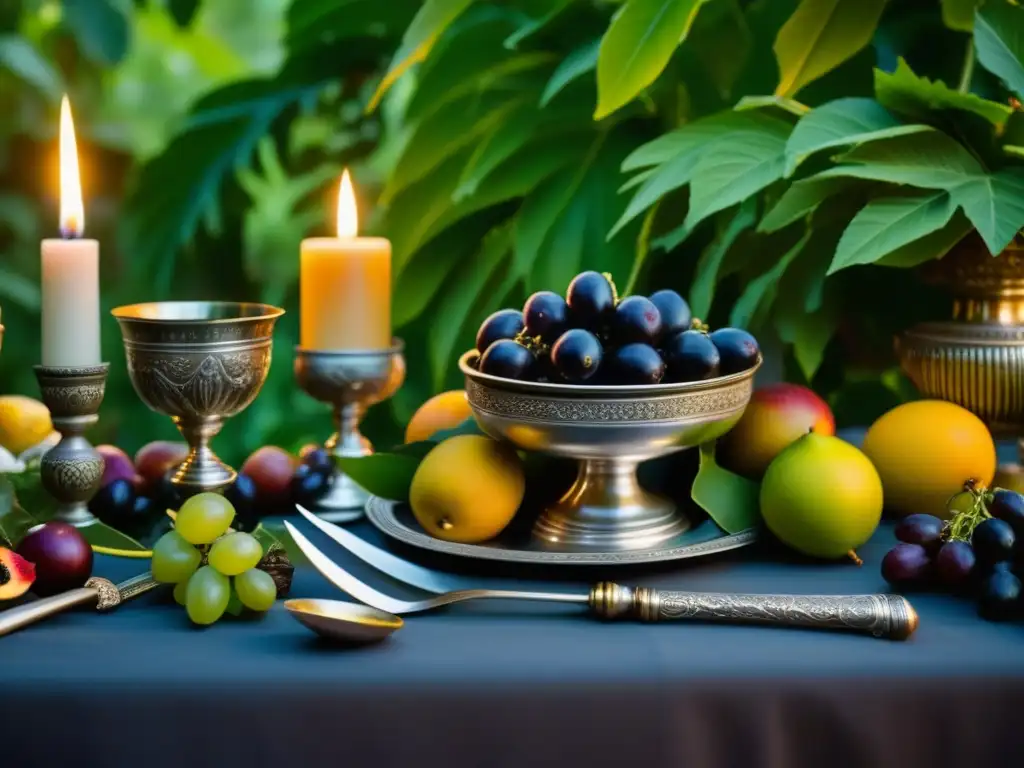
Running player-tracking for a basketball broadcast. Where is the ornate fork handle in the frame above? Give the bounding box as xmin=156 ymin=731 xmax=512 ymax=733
xmin=589 ymin=583 xmax=918 ymax=640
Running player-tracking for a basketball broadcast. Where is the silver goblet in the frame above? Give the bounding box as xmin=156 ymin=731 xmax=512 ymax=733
xmin=294 ymin=341 xmax=404 ymax=523
xmin=33 ymin=364 xmax=109 ymax=526
xmin=460 ymin=351 xmax=760 ymax=552
xmin=112 ymin=301 xmax=284 ymax=497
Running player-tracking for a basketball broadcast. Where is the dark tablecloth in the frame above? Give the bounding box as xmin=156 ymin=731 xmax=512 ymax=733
xmin=3 ymin=510 xmax=1024 ymax=768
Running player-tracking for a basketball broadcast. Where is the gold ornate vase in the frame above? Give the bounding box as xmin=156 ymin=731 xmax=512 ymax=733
xmin=896 ymin=235 xmax=1024 ymax=489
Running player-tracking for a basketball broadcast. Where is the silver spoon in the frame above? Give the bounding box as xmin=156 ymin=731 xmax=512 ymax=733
xmin=284 ymin=598 xmax=403 ymax=644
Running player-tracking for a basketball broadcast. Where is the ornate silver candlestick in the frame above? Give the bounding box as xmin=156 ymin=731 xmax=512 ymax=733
xmin=33 ymin=363 xmax=109 ymax=526
xmin=294 ymin=341 xmax=404 ymax=523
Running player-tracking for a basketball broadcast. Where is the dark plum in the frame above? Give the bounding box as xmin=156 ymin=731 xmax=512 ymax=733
xmin=608 ymin=343 xmax=665 ymax=385
xmin=133 ymin=495 xmax=154 ymax=518
xmin=480 ymin=339 xmax=536 ymax=380
xmin=935 ymin=540 xmax=976 ymax=588
xmin=880 ymin=543 xmax=931 ymax=586
xmin=88 ymin=478 xmax=138 ymax=524
xmin=978 ymin=569 xmax=1022 ymax=621
xmin=894 ymin=514 xmax=944 ymax=553
xmin=551 ymin=329 xmax=603 ymax=383
xmin=989 ymin=489 xmax=1024 ymax=539
xmin=708 ymin=327 xmax=760 ymax=374
xmin=476 ymin=309 xmax=525 ymax=353
xmin=971 ymin=518 xmax=1015 ymax=566
xmin=612 ymin=296 xmax=662 ymax=345
xmin=649 ymin=290 xmax=691 ymax=337
xmin=225 ymin=474 xmax=259 ymax=521
xmin=523 ymin=291 xmax=569 ymax=343
xmin=16 ymin=522 xmax=93 ymax=596
xmin=566 ymin=272 xmax=616 ymax=330
xmin=663 ymin=330 xmax=720 ymax=382
xmin=301 ymin=446 xmax=335 ymax=475
xmin=291 ymin=463 xmax=332 ymax=507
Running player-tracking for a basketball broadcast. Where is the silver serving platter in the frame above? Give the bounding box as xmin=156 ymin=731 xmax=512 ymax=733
xmin=365 ymin=496 xmax=758 ymax=567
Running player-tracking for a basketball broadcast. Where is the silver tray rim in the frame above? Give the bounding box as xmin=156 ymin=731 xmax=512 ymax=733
xmin=365 ymin=496 xmax=759 ymax=567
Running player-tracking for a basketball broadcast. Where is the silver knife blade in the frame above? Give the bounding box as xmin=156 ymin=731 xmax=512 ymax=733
xmin=297 ymin=505 xmax=468 ymax=594
xmin=283 ymin=520 xmax=409 ymax=615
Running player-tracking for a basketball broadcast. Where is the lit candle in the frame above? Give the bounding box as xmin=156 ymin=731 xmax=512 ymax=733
xmin=40 ymin=96 xmax=100 ymax=367
xmin=300 ymin=170 xmax=391 ymax=350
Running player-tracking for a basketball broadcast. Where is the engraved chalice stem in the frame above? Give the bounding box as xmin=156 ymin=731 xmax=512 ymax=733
xmin=171 ymin=416 xmax=235 ymax=493
xmin=326 ymin=403 xmax=371 ymax=459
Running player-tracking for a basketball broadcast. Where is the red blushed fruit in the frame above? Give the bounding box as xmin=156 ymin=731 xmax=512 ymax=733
xmin=718 ymin=383 xmax=835 ymax=479
xmin=241 ymin=446 xmax=297 ymax=507
xmin=135 ymin=440 xmax=190 ymax=490
xmin=15 ymin=522 xmax=93 ymax=596
xmin=97 ymin=444 xmax=142 ymax=490
xmin=0 ymin=547 xmax=36 ymax=600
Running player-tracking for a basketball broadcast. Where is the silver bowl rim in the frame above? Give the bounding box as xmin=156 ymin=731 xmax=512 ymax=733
xmin=459 ymin=349 xmax=762 ymax=397
xmin=110 ymin=301 xmax=285 ymax=325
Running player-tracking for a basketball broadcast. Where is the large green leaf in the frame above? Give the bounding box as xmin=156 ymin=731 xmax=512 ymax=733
xmin=689 ymin=198 xmax=758 ymax=320
xmin=942 ymin=0 xmax=981 ymax=31
xmin=610 ymin=150 xmax=701 ymax=237
xmin=504 ymin=0 xmax=572 ymax=49
xmin=828 ymin=191 xmax=957 ymax=274
xmin=951 ymin=168 xmax=1024 ymax=254
xmin=683 ymin=115 xmax=791 ymax=230
xmin=540 ymin=38 xmax=599 ymax=106
xmin=823 ymin=130 xmax=984 ymax=187
xmin=63 ymin=0 xmax=130 ymax=64
xmin=730 ymin=228 xmax=811 ymax=328
xmin=784 ymin=97 xmax=933 ymax=176
xmin=335 ymin=454 xmax=423 ymax=501
xmin=758 ymin=175 xmax=859 ymax=232
xmin=454 ymin=99 xmax=544 ymax=201
xmin=688 ymin=0 xmax=753 ymax=101
xmin=367 ymin=0 xmax=477 ymax=112
xmin=392 ymin=224 xmax=479 ymax=328
xmin=594 ymin=0 xmax=711 ymax=119
xmin=773 ymin=0 xmax=886 ymax=98
xmin=876 ymin=212 xmax=973 ymax=268
xmin=691 ymin=442 xmax=761 ymax=534
xmin=874 ymin=58 xmax=1013 ymax=128
xmin=974 ymin=2 xmax=1024 ymax=102
xmin=287 ymin=0 xmax=419 ymax=51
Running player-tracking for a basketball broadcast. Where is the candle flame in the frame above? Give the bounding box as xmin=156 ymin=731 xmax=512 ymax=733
xmin=336 ymin=169 xmax=358 ymax=238
xmin=59 ymin=95 xmax=84 ymax=238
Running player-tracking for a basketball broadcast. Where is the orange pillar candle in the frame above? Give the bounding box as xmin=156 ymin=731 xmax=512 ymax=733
xmin=41 ymin=96 xmax=101 ymax=367
xmin=300 ymin=170 xmax=391 ymax=350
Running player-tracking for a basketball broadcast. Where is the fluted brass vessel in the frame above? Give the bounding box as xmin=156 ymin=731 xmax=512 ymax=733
xmin=897 ymin=236 xmax=1024 ymax=489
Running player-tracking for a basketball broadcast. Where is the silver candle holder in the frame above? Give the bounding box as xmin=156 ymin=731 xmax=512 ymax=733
xmin=33 ymin=363 xmax=109 ymax=526
xmin=294 ymin=340 xmax=404 ymax=523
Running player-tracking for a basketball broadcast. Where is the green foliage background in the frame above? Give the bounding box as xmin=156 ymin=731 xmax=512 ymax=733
xmin=2 ymin=0 xmax=1022 ymax=465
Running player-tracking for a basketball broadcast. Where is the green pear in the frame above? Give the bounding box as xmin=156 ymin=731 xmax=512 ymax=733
xmin=760 ymin=432 xmax=883 ymax=562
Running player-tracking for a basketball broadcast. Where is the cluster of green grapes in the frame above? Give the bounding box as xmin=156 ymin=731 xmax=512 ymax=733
xmin=151 ymin=492 xmax=277 ymax=625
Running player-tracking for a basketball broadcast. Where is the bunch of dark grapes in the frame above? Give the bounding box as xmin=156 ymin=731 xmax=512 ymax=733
xmin=473 ymin=272 xmax=761 ymax=385
xmin=881 ymin=485 xmax=1024 ymax=621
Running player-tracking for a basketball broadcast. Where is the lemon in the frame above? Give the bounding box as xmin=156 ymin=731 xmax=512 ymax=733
xmin=410 ymin=435 xmax=524 ymax=543
xmin=862 ymin=400 xmax=996 ymax=518
xmin=0 ymin=396 xmax=53 ymax=456
xmin=405 ymin=390 xmax=473 ymax=443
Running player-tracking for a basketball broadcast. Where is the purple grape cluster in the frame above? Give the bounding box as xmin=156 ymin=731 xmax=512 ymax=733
xmin=881 ymin=488 xmax=1024 ymax=621
xmin=473 ymin=272 xmax=760 ymax=386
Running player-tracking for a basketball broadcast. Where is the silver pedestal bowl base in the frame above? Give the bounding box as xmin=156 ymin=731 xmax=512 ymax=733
xmin=460 ymin=351 xmax=759 ymax=552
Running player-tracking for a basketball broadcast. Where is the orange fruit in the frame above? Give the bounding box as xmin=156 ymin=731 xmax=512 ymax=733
xmin=405 ymin=390 xmax=473 ymax=443
xmin=862 ymin=400 xmax=996 ymax=519
xmin=0 ymin=395 xmax=53 ymax=456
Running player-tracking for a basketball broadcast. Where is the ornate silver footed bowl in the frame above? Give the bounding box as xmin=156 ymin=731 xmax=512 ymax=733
xmin=112 ymin=301 xmax=284 ymax=496
xmin=459 ymin=351 xmax=760 ymax=552
xmin=294 ymin=341 xmax=405 ymax=523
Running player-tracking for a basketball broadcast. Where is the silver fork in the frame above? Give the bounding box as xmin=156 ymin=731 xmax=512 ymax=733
xmin=283 ymin=515 xmax=919 ymax=640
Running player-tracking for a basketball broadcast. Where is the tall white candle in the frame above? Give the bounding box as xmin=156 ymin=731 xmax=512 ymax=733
xmin=41 ymin=96 xmax=100 ymax=367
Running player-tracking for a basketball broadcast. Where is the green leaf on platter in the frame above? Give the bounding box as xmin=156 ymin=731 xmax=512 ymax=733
xmin=335 ymin=454 xmax=423 ymax=502
xmin=730 ymin=228 xmax=811 ymax=328
xmin=734 ymin=95 xmax=810 ymax=117
xmin=683 ymin=116 xmax=791 ymax=230
xmin=251 ymin=522 xmax=283 ymax=555
xmin=0 ymin=476 xmax=39 ymax=549
xmin=974 ymin=2 xmax=1024 ymax=103
xmin=504 ymin=0 xmax=572 ymax=49
xmin=79 ymin=523 xmax=147 ymax=553
xmin=773 ymin=0 xmax=886 ymax=98
xmin=540 ymin=38 xmax=600 ymax=107
xmin=0 ymin=36 xmax=62 ymax=101
xmin=758 ymin=175 xmax=860 ymax=232
xmin=691 ymin=442 xmax=761 ymax=534
xmin=875 ymin=211 xmax=973 ymax=268
xmin=62 ymin=0 xmax=130 ymax=65
xmin=594 ymin=0 xmax=712 ymax=120
xmin=429 ymin=225 xmax=513 ymax=390
xmin=784 ymin=97 xmax=933 ymax=176
xmin=367 ymin=0 xmax=477 ymax=112
xmin=942 ymin=0 xmax=981 ymax=31
xmin=823 ymin=129 xmax=984 ymax=186
xmin=689 ymin=198 xmax=759 ymax=320
xmin=950 ymin=168 xmax=1024 ymax=254
xmin=828 ymin=191 xmax=957 ymax=274
xmin=392 ymin=441 xmax=440 ymax=460
xmin=874 ymin=58 xmax=1013 ymax=128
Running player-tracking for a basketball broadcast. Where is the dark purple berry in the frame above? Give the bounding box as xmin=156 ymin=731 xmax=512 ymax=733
xmin=708 ymin=327 xmax=760 ymax=374
xmin=881 ymin=543 xmax=932 ymax=586
xmin=476 ymin=309 xmax=525 ymax=353
xmin=612 ymin=296 xmax=662 ymax=345
xmin=608 ymin=343 xmax=665 ymax=385
xmin=480 ymin=339 xmax=536 ymax=380
xmin=649 ymin=290 xmax=691 ymax=337
xmin=663 ymin=330 xmax=720 ymax=382
xmin=523 ymin=291 xmax=569 ymax=343
xmin=291 ymin=463 xmax=332 ymax=507
xmin=935 ymin=540 xmax=976 ymax=588
xmin=978 ymin=569 xmax=1022 ymax=621
xmin=989 ymin=489 xmax=1024 ymax=539
xmin=894 ymin=514 xmax=944 ymax=553
xmin=566 ymin=272 xmax=615 ymax=330
xmin=551 ymin=329 xmax=603 ymax=383
xmin=972 ymin=518 xmax=1016 ymax=566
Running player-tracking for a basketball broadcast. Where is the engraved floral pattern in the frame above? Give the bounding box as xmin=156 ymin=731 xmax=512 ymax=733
xmin=40 ymin=456 xmax=103 ymax=501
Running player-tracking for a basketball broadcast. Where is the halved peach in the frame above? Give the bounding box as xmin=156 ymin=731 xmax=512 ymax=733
xmin=0 ymin=547 xmax=35 ymax=600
